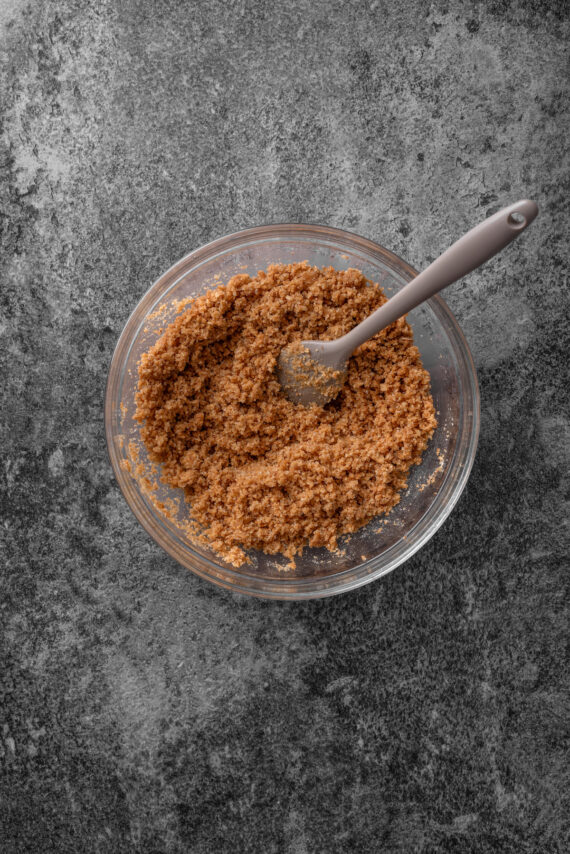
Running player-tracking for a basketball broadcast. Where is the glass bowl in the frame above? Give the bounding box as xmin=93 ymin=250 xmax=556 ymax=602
xmin=105 ymin=224 xmax=479 ymax=599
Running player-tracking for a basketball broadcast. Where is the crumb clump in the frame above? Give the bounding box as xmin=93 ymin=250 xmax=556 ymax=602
xmin=135 ymin=263 xmax=437 ymax=565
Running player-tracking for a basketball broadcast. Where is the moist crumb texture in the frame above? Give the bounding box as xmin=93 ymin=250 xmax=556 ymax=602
xmin=135 ymin=263 xmax=437 ymax=564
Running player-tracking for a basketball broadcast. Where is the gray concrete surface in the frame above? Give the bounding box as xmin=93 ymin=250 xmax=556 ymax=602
xmin=1 ymin=1 xmax=569 ymax=851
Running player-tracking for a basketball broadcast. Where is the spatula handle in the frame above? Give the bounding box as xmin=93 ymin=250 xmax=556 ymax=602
xmin=340 ymin=199 xmax=538 ymax=355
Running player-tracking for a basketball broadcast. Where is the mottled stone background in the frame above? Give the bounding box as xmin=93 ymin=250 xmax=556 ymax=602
xmin=1 ymin=0 xmax=569 ymax=851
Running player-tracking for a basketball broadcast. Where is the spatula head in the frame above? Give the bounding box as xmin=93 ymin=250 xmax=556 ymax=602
xmin=277 ymin=341 xmax=348 ymax=407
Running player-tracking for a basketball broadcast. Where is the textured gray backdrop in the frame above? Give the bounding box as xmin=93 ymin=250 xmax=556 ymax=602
xmin=1 ymin=1 xmax=569 ymax=852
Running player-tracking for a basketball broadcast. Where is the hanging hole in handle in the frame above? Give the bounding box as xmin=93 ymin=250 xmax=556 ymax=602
xmin=508 ymin=211 xmax=526 ymax=229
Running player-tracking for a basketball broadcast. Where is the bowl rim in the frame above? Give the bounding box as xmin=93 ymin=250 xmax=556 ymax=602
xmin=105 ymin=223 xmax=480 ymax=599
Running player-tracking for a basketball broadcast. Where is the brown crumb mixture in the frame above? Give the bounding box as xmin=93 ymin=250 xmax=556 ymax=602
xmin=135 ymin=263 xmax=437 ymax=565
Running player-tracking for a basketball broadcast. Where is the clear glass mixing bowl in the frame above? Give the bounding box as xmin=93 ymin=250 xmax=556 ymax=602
xmin=105 ymin=225 xmax=479 ymax=599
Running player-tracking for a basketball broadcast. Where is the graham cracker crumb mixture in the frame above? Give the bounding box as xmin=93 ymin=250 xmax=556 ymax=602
xmin=135 ymin=263 xmax=436 ymax=565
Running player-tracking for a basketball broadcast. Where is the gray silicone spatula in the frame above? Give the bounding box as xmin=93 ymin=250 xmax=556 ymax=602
xmin=278 ymin=199 xmax=538 ymax=406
